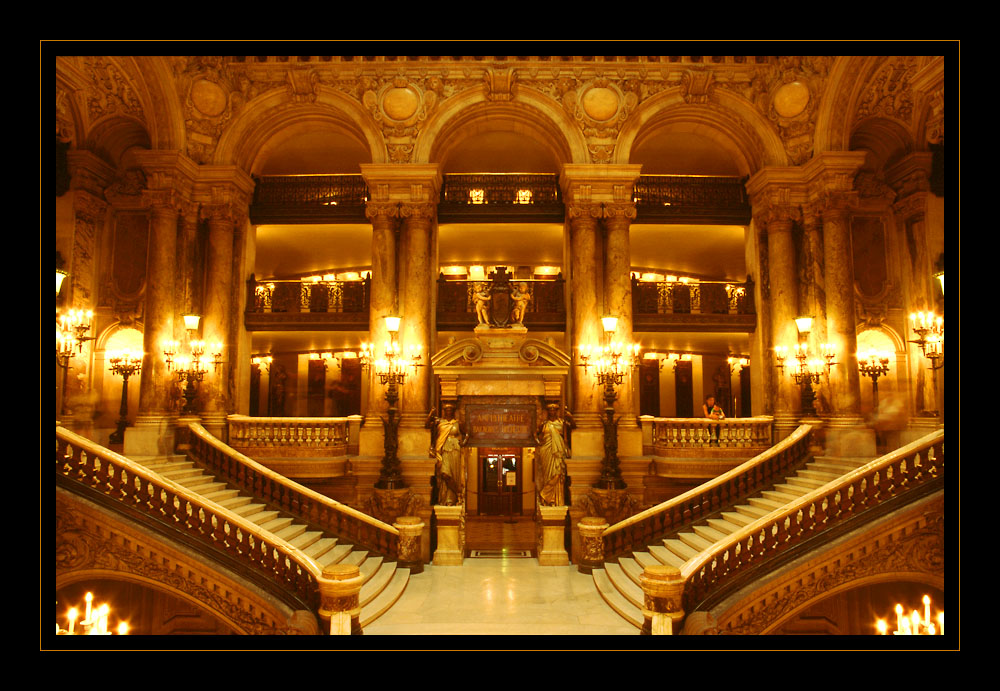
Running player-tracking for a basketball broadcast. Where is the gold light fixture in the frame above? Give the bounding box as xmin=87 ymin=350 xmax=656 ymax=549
xmin=876 ymin=595 xmax=944 ymax=635
xmin=107 ymin=348 xmax=143 ymax=444
xmin=776 ymin=316 xmax=837 ymax=417
xmin=56 ymin=269 xmax=69 ymax=298
xmin=56 ymin=591 xmax=128 ymax=636
xmin=360 ymin=316 xmax=422 ymax=489
xmin=163 ymin=315 xmax=223 ymax=415
xmin=858 ymin=349 xmax=892 ymax=413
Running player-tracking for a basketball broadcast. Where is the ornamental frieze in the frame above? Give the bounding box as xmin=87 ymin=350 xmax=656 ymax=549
xmin=80 ymin=57 xmax=145 ymax=124
xmin=856 ymin=56 xmax=919 ymax=127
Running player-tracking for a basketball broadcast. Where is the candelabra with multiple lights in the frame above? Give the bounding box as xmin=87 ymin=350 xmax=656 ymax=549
xmin=579 ymin=316 xmax=640 ymax=490
xmin=858 ymin=349 xmax=892 ymax=413
xmin=359 ymin=317 xmax=422 ymax=489
xmin=909 ymin=311 xmax=943 ymax=417
xmin=56 ymin=308 xmax=95 ymax=417
xmin=56 ymin=591 xmax=128 ymax=636
xmin=876 ymin=595 xmax=944 ymax=636
xmin=162 ymin=315 xmax=224 ymax=415
xmin=775 ymin=317 xmax=837 ymax=417
xmin=107 ymin=348 xmax=143 ymax=444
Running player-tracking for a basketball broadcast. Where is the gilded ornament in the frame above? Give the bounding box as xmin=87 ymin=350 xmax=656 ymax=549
xmin=382 ymin=85 xmax=421 ymax=121
xmin=189 ymin=78 xmax=229 ymax=117
xmin=773 ymin=81 xmax=810 ymax=119
xmin=581 ymin=86 xmax=620 ymax=122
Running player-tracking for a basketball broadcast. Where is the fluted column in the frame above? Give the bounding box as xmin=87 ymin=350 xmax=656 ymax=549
xmin=568 ymin=203 xmax=604 ymax=428
xmin=398 ymin=202 xmax=435 ymax=427
xmin=604 ymin=202 xmax=637 ymax=427
xmin=364 ymin=202 xmax=399 ymax=421
xmin=199 ymin=205 xmax=236 ymax=426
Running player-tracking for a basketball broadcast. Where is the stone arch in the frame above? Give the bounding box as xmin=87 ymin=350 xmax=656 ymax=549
xmin=131 ymin=56 xmax=188 ymax=152
xmin=850 ymin=116 xmax=915 ymax=173
xmin=617 ymin=88 xmax=788 ymax=175
xmin=213 ymin=88 xmax=384 ymax=173
xmin=82 ymin=115 xmax=152 ymax=170
xmin=416 ymin=86 xmax=588 ymax=168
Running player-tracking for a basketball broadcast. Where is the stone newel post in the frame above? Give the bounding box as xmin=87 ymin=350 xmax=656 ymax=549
xmin=639 ymin=563 xmax=686 ymax=635
xmin=317 ymin=563 xmax=366 ymax=635
xmin=394 ymin=515 xmax=425 ymax=574
xmin=577 ymin=516 xmax=609 ymax=573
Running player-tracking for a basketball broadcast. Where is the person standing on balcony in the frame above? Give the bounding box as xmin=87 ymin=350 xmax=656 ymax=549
xmin=703 ymin=395 xmax=725 ymax=445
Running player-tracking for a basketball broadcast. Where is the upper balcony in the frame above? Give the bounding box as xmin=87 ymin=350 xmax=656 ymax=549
xmin=632 ymin=275 xmax=756 ymax=332
xmin=245 ymin=274 xmax=370 ymax=331
xmin=248 ymin=173 xmax=751 ymax=226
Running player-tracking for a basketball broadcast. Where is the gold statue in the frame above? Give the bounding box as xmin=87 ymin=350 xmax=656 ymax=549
xmin=510 ymin=282 xmax=531 ymax=325
xmin=472 ymin=283 xmax=491 ymax=326
xmin=427 ymin=403 xmax=466 ymax=505
xmin=535 ymin=404 xmax=574 ymax=506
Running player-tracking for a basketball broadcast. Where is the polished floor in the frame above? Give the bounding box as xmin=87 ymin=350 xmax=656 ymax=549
xmin=364 ymin=515 xmax=638 ymax=638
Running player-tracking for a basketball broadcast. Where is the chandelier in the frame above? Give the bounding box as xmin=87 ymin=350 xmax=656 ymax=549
xmin=163 ymin=315 xmax=224 ymax=414
xmin=56 ymin=308 xmax=94 ymax=357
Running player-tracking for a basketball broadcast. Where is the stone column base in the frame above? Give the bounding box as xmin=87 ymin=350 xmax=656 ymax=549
xmin=123 ymin=414 xmax=177 ymax=458
xmin=394 ymin=515 xmax=425 ymax=575
xmin=432 ymin=504 xmax=465 ymax=566
xmin=536 ymin=505 xmax=569 ymax=566
xmin=576 ymin=516 xmax=609 ymax=573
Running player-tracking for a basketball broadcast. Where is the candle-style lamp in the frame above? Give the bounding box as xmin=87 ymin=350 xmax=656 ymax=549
xmin=164 ymin=314 xmax=224 ymax=414
xmin=56 ymin=591 xmax=128 ymax=635
xmin=359 ymin=316 xmax=422 ymax=489
xmin=909 ymin=311 xmax=944 ymax=416
xmin=875 ymin=594 xmax=943 ymax=635
xmin=579 ymin=315 xmax=640 ymax=490
xmin=858 ymin=349 xmax=892 ymax=413
xmin=775 ymin=316 xmax=836 ymax=417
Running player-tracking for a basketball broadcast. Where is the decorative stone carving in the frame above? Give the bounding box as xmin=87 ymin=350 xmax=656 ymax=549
xmin=856 ymin=56 xmax=919 ymax=126
xmin=80 ymin=57 xmax=145 ymax=124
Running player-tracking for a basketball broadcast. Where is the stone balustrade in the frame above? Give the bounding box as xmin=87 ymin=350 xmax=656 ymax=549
xmin=227 ymin=414 xmax=350 ymax=456
xmin=649 ymin=416 xmax=773 ymax=451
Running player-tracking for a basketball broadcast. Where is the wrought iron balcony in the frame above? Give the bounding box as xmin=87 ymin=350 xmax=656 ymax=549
xmin=634 ymin=175 xmax=750 ymax=225
xmin=245 ymin=275 xmax=370 ymax=331
xmin=437 ymin=173 xmax=564 ymax=223
xmin=250 ymin=175 xmax=369 ymax=224
xmin=632 ymin=276 xmax=756 ymax=332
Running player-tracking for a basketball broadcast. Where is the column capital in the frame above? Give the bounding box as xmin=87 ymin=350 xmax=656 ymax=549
xmin=365 ymin=201 xmax=401 ymax=222
xmin=132 ymin=149 xmax=201 ymax=197
xmin=566 ymin=202 xmax=604 ymax=222
xmin=399 ymin=201 xmax=437 ymax=223
xmin=602 ymin=202 xmax=638 ymax=221
xmin=559 ymin=163 xmax=643 ymax=205
xmin=65 ymin=150 xmax=116 ymax=196
xmin=360 ymin=163 xmax=442 ymax=204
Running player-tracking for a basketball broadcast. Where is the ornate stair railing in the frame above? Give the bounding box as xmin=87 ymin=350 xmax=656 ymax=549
xmin=681 ymin=429 xmax=944 ymax=622
xmin=186 ymin=422 xmax=400 ymax=560
xmin=651 ymin=415 xmax=773 ymax=451
xmin=603 ymin=424 xmax=816 ymax=561
xmin=55 ymin=425 xmax=327 ymax=617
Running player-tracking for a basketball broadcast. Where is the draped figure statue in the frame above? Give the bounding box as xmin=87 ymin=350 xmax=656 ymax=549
xmin=535 ymin=404 xmax=574 ymax=506
xmin=427 ymin=404 xmax=466 ymax=506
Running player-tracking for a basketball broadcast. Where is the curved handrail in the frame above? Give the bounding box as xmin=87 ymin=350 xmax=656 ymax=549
xmin=55 ymin=426 xmax=326 ymax=610
xmin=681 ymin=429 xmax=944 ymax=617
xmin=603 ymin=424 xmax=815 ymax=560
xmin=187 ymin=422 xmax=400 ymax=558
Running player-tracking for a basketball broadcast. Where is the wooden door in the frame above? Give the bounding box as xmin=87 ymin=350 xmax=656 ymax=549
xmin=639 ymin=358 xmax=660 ymax=417
xmin=479 ymin=448 xmax=522 ymax=516
xmin=675 ymin=360 xmax=694 ymax=417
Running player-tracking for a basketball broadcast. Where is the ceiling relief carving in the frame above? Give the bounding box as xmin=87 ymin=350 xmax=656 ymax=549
xmin=55 ymin=56 xmax=941 ymax=172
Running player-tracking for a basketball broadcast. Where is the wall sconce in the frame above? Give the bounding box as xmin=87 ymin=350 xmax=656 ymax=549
xmin=56 ymin=269 xmax=69 ymax=298
xmin=251 ymin=355 xmax=273 ymax=372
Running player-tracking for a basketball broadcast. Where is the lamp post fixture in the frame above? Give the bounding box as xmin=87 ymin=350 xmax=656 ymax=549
xmin=775 ymin=316 xmax=836 ymax=417
xmin=163 ymin=315 xmax=223 ymax=415
xmin=360 ymin=316 xmax=422 ymax=490
xmin=579 ymin=316 xmax=639 ymax=490
xmin=909 ymin=311 xmax=944 ymax=416
xmin=858 ymin=350 xmax=892 ymax=413
xmin=107 ymin=348 xmax=142 ymax=444
xmin=727 ymin=355 xmax=750 ymax=416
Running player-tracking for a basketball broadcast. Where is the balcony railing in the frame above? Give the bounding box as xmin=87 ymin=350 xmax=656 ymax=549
xmin=437 ymin=173 xmax=564 ymax=223
xmin=632 ymin=277 xmax=756 ymax=332
xmin=633 ymin=175 xmax=751 ymax=225
xmin=250 ymin=174 xmax=369 ymax=224
xmin=245 ymin=274 xmax=370 ymax=331
xmin=437 ymin=270 xmax=566 ymax=330
xmin=227 ymin=415 xmax=350 ymax=456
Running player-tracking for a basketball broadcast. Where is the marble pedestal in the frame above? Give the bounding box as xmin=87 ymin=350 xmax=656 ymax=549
xmin=536 ymin=505 xmax=570 ymax=566
xmin=433 ymin=504 xmax=465 ymax=566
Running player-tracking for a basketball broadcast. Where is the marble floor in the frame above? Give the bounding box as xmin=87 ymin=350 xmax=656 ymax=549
xmin=364 ymin=555 xmax=639 ymax=638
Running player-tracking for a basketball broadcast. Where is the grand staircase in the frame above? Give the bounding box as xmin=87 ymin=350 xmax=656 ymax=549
xmin=593 ymin=453 xmax=874 ymax=629
xmin=128 ymin=452 xmax=410 ymax=628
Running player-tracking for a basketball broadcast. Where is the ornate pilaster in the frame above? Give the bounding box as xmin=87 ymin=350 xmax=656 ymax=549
xmin=603 ymin=201 xmax=638 ymax=429
xmin=566 ymin=201 xmax=604 ymax=429
xmin=364 ymin=201 xmax=400 ymax=422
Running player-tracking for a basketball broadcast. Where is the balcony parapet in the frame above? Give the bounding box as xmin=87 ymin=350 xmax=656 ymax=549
xmin=245 ymin=274 xmax=370 ymax=331
xmin=250 ymin=174 xmax=369 ymax=224
xmin=633 ymin=276 xmax=756 ymax=332
xmin=437 ymin=270 xmax=566 ymax=330
xmin=438 ymin=173 xmax=564 ymax=223
xmin=227 ymin=414 xmax=351 ymax=457
xmin=633 ymin=175 xmax=750 ymax=225
xmin=650 ymin=416 xmax=773 ymax=454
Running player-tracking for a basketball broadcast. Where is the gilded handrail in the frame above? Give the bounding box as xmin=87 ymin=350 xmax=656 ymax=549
xmin=680 ymin=429 xmax=944 ymax=615
xmin=187 ymin=422 xmax=400 ymax=558
xmin=55 ymin=425 xmax=326 ymax=609
xmin=603 ymin=424 xmax=815 ymax=560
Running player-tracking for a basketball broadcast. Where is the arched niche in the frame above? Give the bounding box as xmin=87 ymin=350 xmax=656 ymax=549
xmin=83 ymin=115 xmax=152 ymax=170
xmin=849 ymin=116 xmax=915 ymax=174
xmin=251 ymin=121 xmax=373 ymax=176
xmin=95 ymin=325 xmax=144 ymax=432
xmin=856 ymin=326 xmax=906 ymax=425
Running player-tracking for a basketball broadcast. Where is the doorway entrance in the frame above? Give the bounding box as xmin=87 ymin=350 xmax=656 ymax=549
xmin=478 ymin=447 xmax=522 ymax=516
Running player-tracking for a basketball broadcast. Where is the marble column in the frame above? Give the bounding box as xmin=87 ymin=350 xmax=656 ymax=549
xmin=821 ymin=195 xmax=863 ymax=421
xmin=603 ymin=203 xmax=638 ymax=429
xmin=398 ymin=202 xmax=434 ymax=428
xmin=568 ymin=203 xmax=604 ymax=429
xmin=364 ymin=202 xmax=399 ymax=423
xmin=763 ymin=207 xmax=803 ymax=436
xmin=199 ymin=204 xmax=237 ymax=440
xmin=124 ymin=193 xmax=179 ymax=456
